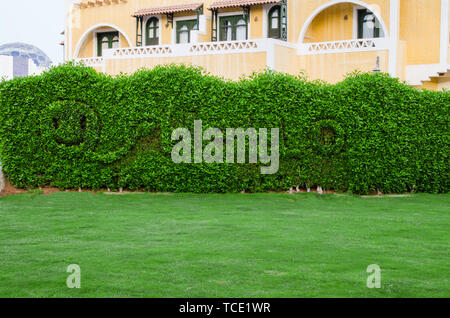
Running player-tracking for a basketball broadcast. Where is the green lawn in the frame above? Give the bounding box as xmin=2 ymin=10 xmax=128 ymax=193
xmin=0 ymin=192 xmax=448 ymax=298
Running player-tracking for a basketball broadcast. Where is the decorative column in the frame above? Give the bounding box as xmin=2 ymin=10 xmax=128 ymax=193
xmin=440 ymin=0 xmax=449 ymax=67
xmin=280 ymin=0 xmax=288 ymax=41
xmin=388 ymin=0 xmax=400 ymax=77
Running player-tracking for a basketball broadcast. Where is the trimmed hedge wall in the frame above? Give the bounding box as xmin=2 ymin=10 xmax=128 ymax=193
xmin=0 ymin=64 xmax=448 ymax=194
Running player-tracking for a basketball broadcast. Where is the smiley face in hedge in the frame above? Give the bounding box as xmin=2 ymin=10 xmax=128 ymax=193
xmin=311 ymin=119 xmax=345 ymax=156
xmin=40 ymin=100 xmax=101 ymax=154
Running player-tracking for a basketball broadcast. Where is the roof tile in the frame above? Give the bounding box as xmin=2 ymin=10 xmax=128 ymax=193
xmin=133 ymin=3 xmax=203 ymax=17
xmin=209 ymin=0 xmax=281 ymax=10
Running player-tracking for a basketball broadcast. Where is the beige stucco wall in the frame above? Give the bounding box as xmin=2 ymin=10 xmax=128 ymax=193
xmin=400 ymin=0 xmax=442 ymax=65
xmin=396 ymin=40 xmax=407 ymax=80
xmin=77 ymin=31 xmax=93 ymax=58
xmin=304 ymin=3 xmax=355 ymax=43
xmin=105 ymin=52 xmax=268 ymax=80
xmin=273 ymin=44 xmax=389 ymax=83
xmin=300 ymin=50 xmax=389 ymax=83
xmin=272 ymin=45 xmax=297 ymax=75
xmin=250 ymin=5 xmax=264 ymax=39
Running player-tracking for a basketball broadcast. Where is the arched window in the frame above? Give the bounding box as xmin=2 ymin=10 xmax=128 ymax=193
xmin=268 ymin=5 xmax=281 ymax=39
xmin=146 ymin=17 xmax=159 ymax=46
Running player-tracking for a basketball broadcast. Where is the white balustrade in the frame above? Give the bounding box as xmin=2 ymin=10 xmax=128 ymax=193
xmin=298 ymin=38 xmax=390 ymax=55
xmin=75 ymin=38 xmax=393 ymax=66
xmin=99 ymin=39 xmax=266 ymax=60
xmin=111 ymin=46 xmax=173 ymax=58
xmin=76 ymin=57 xmax=104 ymax=67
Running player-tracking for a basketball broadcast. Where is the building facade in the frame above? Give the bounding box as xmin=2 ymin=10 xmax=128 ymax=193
xmin=65 ymin=0 xmax=450 ymax=90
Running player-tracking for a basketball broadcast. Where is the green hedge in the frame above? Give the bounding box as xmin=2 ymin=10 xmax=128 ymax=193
xmin=0 ymin=64 xmax=448 ymax=194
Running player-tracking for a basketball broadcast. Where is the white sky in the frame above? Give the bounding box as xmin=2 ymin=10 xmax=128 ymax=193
xmin=0 ymin=0 xmax=66 ymax=64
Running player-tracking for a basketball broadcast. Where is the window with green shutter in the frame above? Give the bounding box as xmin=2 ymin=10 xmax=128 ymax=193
xmin=146 ymin=17 xmax=159 ymax=46
xmin=219 ymin=15 xmax=248 ymax=41
xmin=176 ymin=20 xmax=198 ymax=44
xmin=268 ymin=6 xmax=281 ymax=39
xmin=97 ymin=32 xmax=119 ymax=57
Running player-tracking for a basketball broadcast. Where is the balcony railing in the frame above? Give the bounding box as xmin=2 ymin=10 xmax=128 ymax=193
xmin=74 ymin=38 xmax=392 ymax=66
xmin=98 ymin=39 xmax=271 ymax=60
xmin=111 ymin=45 xmax=173 ymax=58
xmin=189 ymin=41 xmax=260 ymax=54
xmin=298 ymin=38 xmax=390 ymax=55
xmin=76 ymin=57 xmax=104 ymax=67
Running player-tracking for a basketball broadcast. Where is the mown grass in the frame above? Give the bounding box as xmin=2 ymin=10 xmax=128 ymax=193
xmin=0 ymin=192 xmax=448 ymax=298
